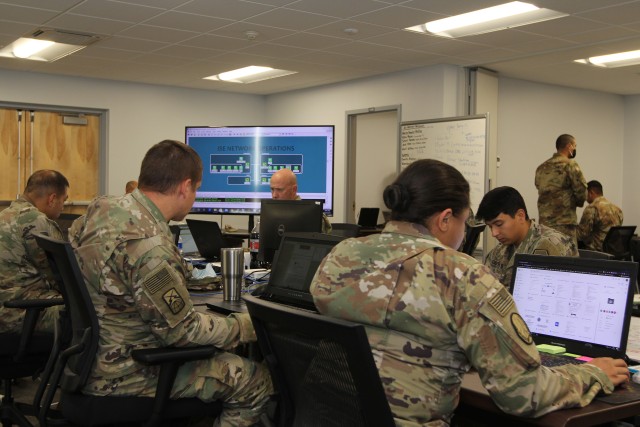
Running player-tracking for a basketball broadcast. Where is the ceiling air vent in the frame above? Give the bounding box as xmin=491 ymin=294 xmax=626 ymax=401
xmin=29 ymin=28 xmax=101 ymax=46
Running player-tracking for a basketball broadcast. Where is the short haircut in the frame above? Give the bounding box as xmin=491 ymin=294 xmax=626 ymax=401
xmin=476 ymin=186 xmax=529 ymax=222
xmin=24 ymin=170 xmax=69 ymax=198
xmin=383 ymin=159 xmax=469 ymax=223
xmin=555 ymin=134 xmax=575 ymax=151
xmin=587 ymin=180 xmax=603 ymax=195
xmin=138 ymin=140 xmax=202 ymax=194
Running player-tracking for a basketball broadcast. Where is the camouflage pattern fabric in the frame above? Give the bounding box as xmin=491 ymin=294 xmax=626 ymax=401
xmin=535 ymin=153 xmax=587 ymax=238
xmin=310 ymin=220 xmax=612 ymax=426
xmin=0 ymin=197 xmax=63 ymax=333
xmin=485 ymin=221 xmax=578 ymax=286
xmin=71 ymin=189 xmax=272 ymax=427
xmin=577 ymin=196 xmax=624 ymax=252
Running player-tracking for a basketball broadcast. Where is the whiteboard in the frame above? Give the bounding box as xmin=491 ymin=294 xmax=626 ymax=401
xmin=400 ymin=115 xmax=488 ymax=212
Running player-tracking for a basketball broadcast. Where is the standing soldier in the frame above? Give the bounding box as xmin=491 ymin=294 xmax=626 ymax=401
xmin=535 ymin=134 xmax=587 ymax=245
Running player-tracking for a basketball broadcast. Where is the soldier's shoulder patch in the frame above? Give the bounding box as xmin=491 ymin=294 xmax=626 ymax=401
xmin=510 ymin=313 xmax=533 ymax=345
xmin=162 ymin=287 xmax=185 ymax=315
xmin=487 ymin=286 xmax=513 ymax=317
xmin=141 ymin=260 xmax=192 ymax=328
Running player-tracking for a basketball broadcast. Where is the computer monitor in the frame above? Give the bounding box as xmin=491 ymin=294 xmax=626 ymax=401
xmin=258 ymin=199 xmax=323 ymax=264
xmin=184 ymin=125 xmax=335 ymax=216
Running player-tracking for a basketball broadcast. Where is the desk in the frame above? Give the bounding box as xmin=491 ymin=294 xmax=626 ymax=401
xmin=222 ymin=229 xmax=250 ymax=239
xmin=458 ymin=316 xmax=640 ymax=426
xmin=459 ymin=373 xmax=640 ymax=427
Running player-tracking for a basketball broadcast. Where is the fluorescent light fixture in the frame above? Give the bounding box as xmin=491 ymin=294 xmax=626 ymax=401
xmin=0 ymin=37 xmax=86 ymax=62
xmin=406 ymin=1 xmax=567 ymax=38
xmin=204 ymin=66 xmax=297 ymax=84
xmin=575 ymin=49 xmax=640 ymax=68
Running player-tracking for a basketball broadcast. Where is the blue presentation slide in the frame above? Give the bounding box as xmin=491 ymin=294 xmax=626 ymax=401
xmin=189 ymin=136 xmax=328 ymax=193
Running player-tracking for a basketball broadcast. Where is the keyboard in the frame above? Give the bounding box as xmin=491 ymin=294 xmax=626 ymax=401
xmin=540 ymin=353 xmax=586 ymax=367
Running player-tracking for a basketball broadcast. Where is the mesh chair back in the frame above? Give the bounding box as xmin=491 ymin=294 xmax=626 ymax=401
xmin=244 ymin=294 xmax=394 ymax=427
xmin=602 ymin=226 xmax=637 ymax=259
xmin=34 ymin=234 xmax=99 ymax=393
xmin=460 ymin=224 xmax=485 ymax=256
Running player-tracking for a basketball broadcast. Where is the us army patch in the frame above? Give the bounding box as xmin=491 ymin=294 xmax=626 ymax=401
xmin=162 ymin=288 xmax=185 ymax=314
xmin=141 ymin=261 xmax=192 ymax=328
xmin=487 ymin=287 xmax=513 ymax=317
xmin=510 ymin=313 xmax=533 ymax=345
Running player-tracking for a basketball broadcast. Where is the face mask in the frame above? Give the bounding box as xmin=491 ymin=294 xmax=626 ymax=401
xmin=569 ymin=148 xmax=576 ymax=159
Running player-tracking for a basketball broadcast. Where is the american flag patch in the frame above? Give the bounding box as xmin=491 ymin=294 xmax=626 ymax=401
xmin=488 ymin=287 xmax=513 ymax=317
xmin=144 ymin=267 xmax=171 ymax=294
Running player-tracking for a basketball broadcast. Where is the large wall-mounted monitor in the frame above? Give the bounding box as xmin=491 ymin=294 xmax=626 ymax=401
xmin=185 ymin=125 xmax=334 ymax=216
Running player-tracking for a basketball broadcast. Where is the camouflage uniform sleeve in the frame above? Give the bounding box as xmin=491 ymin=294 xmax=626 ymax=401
xmin=568 ymin=162 xmax=587 ymax=208
xmin=26 ymin=216 xmax=64 ymax=291
xmin=577 ymin=205 xmax=597 ymax=246
xmin=456 ymin=262 xmax=613 ymax=417
xmin=128 ymin=241 xmax=255 ymax=349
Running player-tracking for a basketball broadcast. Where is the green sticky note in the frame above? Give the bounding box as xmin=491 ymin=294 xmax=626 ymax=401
xmin=536 ymin=344 xmax=566 ymax=354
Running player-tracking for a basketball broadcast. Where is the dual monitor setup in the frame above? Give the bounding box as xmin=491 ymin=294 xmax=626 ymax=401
xmin=184 ymin=125 xmax=333 ymax=265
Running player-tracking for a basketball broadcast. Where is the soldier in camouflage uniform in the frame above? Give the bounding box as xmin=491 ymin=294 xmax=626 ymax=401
xmin=0 ymin=170 xmax=69 ymax=333
xmin=476 ymin=186 xmax=577 ymax=286
xmin=71 ymin=140 xmax=273 ymax=427
xmin=577 ymin=180 xmax=624 ymax=252
xmin=310 ymin=159 xmax=628 ymax=427
xmin=535 ymin=134 xmax=587 ymax=245
xmin=269 ymin=168 xmax=332 ymax=234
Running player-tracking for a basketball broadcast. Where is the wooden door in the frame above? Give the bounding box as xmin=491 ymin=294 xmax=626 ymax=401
xmin=0 ymin=109 xmax=23 ymax=202
xmin=0 ymin=108 xmax=100 ymax=214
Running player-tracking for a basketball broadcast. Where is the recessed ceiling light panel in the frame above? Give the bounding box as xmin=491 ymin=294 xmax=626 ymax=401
xmin=406 ymin=1 xmax=567 ymax=38
xmin=204 ymin=66 xmax=297 ymax=84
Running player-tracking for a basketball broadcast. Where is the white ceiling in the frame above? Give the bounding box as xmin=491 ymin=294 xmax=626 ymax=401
xmin=2 ymin=0 xmax=640 ymax=95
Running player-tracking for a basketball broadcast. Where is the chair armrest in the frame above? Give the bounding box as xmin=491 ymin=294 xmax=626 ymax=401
xmin=131 ymin=345 xmax=217 ymax=365
xmin=131 ymin=345 xmax=218 ymax=427
xmin=4 ymin=298 xmax=64 ymax=309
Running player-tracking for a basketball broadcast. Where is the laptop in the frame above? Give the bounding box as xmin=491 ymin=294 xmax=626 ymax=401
xmin=206 ymin=232 xmax=345 ymax=314
xmin=509 ymin=254 xmax=638 ymax=362
xmin=357 ymin=207 xmax=380 ymax=229
xmin=185 ymin=219 xmax=226 ymax=262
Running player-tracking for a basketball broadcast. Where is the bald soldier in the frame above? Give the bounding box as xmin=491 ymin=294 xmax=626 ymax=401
xmin=71 ymin=140 xmax=272 ymax=426
xmin=269 ymin=168 xmax=332 ymax=233
xmin=577 ymin=180 xmax=624 ymax=252
xmin=535 ymin=134 xmax=587 ymax=244
xmin=476 ymin=186 xmax=577 ymax=286
xmin=0 ymin=170 xmax=68 ymax=333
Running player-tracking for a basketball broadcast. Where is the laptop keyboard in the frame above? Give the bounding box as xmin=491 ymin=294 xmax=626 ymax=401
xmin=540 ymin=353 xmax=586 ymax=367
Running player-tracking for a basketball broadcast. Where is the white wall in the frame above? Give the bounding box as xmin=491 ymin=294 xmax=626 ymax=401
xmin=497 ymin=78 xmax=625 ymax=224
xmin=265 ymin=64 xmax=464 ymax=221
xmin=0 ymin=69 xmax=265 ymax=197
xmin=624 ymin=96 xmax=640 ymax=227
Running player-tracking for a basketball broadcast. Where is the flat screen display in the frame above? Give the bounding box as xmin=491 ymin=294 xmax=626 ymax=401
xmin=185 ymin=125 xmax=334 ymax=215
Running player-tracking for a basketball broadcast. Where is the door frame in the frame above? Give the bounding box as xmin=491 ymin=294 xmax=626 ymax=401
xmin=345 ymin=105 xmax=401 ymax=224
xmin=0 ymin=101 xmax=108 ymax=199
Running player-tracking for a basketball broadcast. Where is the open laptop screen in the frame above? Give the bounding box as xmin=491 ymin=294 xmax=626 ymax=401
xmin=509 ymin=254 xmax=637 ymax=358
xmin=261 ymin=232 xmax=345 ymax=309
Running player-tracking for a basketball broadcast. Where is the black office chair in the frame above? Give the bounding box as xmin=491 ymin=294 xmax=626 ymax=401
xmin=602 ymin=226 xmax=637 ymax=260
xmin=460 ymin=223 xmax=485 ymax=256
xmin=578 ymin=249 xmax=614 ymax=260
xmin=53 ymin=213 xmax=82 ymax=240
xmin=34 ymin=234 xmax=223 ymax=427
xmin=244 ymin=294 xmax=395 ymax=427
xmin=1 ymin=297 xmax=63 ymax=427
xmin=330 ymin=223 xmax=361 ymax=238
xmin=169 ymin=224 xmax=181 ymax=246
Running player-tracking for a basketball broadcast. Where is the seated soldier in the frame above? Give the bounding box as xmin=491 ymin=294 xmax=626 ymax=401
xmin=577 ymin=180 xmax=623 ymax=251
xmin=476 ymin=186 xmax=577 ymax=286
xmin=0 ymin=170 xmax=68 ymax=333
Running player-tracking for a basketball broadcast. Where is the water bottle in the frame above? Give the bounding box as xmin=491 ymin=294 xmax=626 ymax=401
xmin=178 ymin=235 xmax=183 ymax=255
xmin=249 ymin=219 xmax=260 ymax=268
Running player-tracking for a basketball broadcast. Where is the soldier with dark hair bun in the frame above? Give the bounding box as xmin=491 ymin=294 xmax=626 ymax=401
xmin=311 ymin=159 xmax=628 ymax=426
